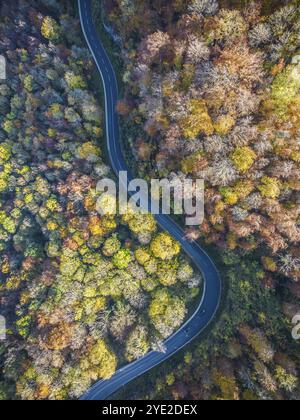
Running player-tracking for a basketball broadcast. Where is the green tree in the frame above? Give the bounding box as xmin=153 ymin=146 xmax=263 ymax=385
xmin=112 ymin=249 xmax=132 ymax=269
xmin=65 ymin=71 xmax=87 ymax=90
xmin=275 ymin=366 xmax=298 ymax=392
xmin=102 ymin=235 xmax=121 ymax=257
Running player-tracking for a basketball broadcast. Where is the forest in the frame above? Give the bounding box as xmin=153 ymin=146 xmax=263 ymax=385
xmin=0 ymin=0 xmax=200 ymax=399
xmin=97 ymin=0 xmax=300 ymax=400
xmin=0 ymin=0 xmax=299 ymax=401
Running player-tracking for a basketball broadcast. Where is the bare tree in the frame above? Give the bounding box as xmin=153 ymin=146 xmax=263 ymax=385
xmin=188 ymin=0 xmax=219 ymax=17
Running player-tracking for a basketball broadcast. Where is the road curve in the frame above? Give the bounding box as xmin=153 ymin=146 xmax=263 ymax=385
xmin=78 ymin=0 xmax=222 ymax=401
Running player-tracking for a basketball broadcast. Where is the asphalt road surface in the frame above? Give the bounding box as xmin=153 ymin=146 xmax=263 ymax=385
xmin=78 ymin=0 xmax=222 ymax=401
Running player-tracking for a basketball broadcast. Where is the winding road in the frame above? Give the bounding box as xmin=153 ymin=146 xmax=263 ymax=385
xmin=78 ymin=0 xmax=222 ymax=401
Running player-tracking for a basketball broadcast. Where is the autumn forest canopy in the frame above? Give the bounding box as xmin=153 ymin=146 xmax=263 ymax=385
xmin=0 ymin=0 xmax=300 ymax=401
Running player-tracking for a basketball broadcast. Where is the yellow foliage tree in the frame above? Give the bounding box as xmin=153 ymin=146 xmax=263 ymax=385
xmin=180 ymin=99 xmax=214 ymax=139
xmin=78 ymin=142 xmax=101 ymax=162
xmin=214 ymin=115 xmax=235 ymax=136
xmin=150 ymin=232 xmax=180 ymax=260
xmin=80 ymin=340 xmax=117 ymax=381
xmin=231 ymin=147 xmax=257 ymax=173
xmin=258 ymin=176 xmax=281 ymax=199
xmin=41 ymin=16 xmax=61 ymax=42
